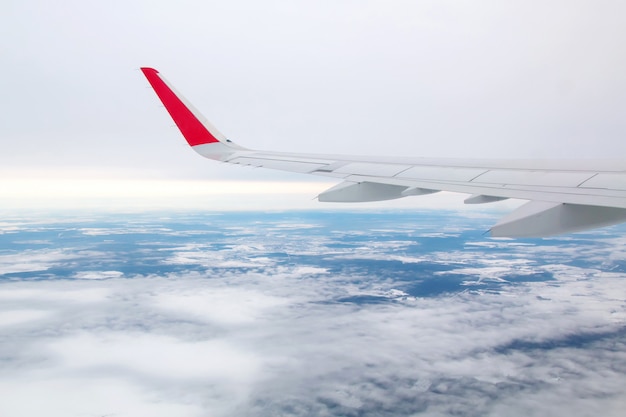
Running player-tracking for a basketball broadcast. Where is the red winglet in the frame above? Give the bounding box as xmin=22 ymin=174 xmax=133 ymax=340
xmin=141 ymin=67 xmax=219 ymax=146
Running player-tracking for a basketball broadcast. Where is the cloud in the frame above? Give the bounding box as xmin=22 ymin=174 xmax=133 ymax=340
xmin=0 ymin=309 xmax=51 ymax=327
xmin=0 ymin=249 xmax=77 ymax=275
xmin=153 ymin=288 xmax=291 ymax=326
xmin=0 ymin=211 xmax=625 ymax=416
xmin=73 ymin=270 xmax=124 ymax=280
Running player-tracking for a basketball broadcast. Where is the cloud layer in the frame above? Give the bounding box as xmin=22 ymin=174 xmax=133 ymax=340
xmin=0 ymin=210 xmax=625 ymax=416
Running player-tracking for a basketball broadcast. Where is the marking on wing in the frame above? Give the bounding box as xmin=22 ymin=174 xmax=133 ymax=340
xmin=396 ymin=166 xmax=488 ymax=182
xmin=471 ymin=170 xmax=595 ymax=188
xmin=314 ymin=161 xmax=350 ymax=173
xmin=578 ymin=173 xmax=626 ymax=191
xmin=332 ymin=162 xmax=414 ymax=177
xmin=228 ymin=156 xmax=327 ymax=173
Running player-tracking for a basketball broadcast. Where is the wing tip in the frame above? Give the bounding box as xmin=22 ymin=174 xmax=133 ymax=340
xmin=140 ymin=67 xmax=158 ymax=74
xmin=141 ymin=66 xmax=222 ymax=147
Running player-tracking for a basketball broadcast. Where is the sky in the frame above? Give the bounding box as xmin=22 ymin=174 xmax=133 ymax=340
xmin=2 ymin=4 xmax=626 ymax=413
xmin=2 ymin=0 xmax=626 ymax=209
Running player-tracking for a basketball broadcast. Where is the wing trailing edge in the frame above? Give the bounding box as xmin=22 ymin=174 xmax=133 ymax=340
xmin=141 ymin=68 xmax=626 ymax=237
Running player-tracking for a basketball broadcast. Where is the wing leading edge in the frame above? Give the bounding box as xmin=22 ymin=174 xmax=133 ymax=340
xmin=140 ymin=67 xmax=626 ymax=237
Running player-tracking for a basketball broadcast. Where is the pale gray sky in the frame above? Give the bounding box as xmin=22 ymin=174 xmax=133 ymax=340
xmin=2 ymin=0 xmax=626 ymax=199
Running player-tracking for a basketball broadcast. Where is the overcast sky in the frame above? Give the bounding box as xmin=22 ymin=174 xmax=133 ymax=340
xmin=2 ymin=0 xmax=626 ymax=206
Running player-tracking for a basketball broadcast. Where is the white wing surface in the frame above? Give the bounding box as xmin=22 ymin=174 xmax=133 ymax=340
xmin=141 ymin=68 xmax=626 ymax=237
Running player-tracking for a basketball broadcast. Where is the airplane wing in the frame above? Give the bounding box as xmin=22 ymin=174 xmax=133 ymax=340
xmin=140 ymin=67 xmax=626 ymax=237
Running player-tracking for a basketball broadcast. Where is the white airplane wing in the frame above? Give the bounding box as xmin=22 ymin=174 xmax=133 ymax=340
xmin=141 ymin=67 xmax=626 ymax=237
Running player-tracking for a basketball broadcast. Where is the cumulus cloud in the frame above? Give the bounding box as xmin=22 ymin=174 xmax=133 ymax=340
xmin=0 ymin=211 xmax=625 ymax=416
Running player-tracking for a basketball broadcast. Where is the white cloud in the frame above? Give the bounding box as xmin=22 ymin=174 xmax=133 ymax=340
xmin=153 ymin=288 xmax=290 ymax=326
xmin=1 ymin=265 xmax=624 ymax=417
xmin=0 ymin=249 xmax=72 ymax=275
xmin=0 ymin=309 xmax=51 ymax=327
xmin=0 ymin=377 xmax=203 ymax=417
xmin=48 ymin=333 xmax=261 ymax=382
xmin=0 ymin=286 xmax=110 ymax=303
xmin=73 ymin=270 xmax=124 ymax=280
xmin=1 ymin=212 xmax=625 ymax=416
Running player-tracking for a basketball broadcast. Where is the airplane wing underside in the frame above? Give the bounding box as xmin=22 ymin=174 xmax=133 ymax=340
xmin=141 ymin=67 xmax=626 ymax=237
